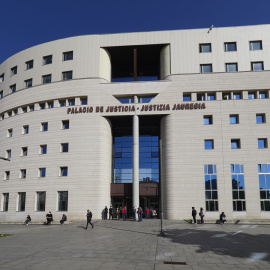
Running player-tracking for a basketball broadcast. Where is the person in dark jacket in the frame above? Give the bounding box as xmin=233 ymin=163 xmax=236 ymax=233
xmin=109 ymin=206 xmax=113 ymax=219
xmin=60 ymin=214 xmax=67 ymax=225
xmin=191 ymin=207 xmax=197 ymax=224
xmin=220 ymin=212 xmax=227 ymax=224
xmin=85 ymin=209 xmax=94 ymax=229
xmin=104 ymin=206 xmax=108 ymax=220
xmin=25 ymin=215 xmax=31 ymax=225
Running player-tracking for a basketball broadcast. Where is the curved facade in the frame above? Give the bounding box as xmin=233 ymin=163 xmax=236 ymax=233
xmin=1 ymin=24 xmax=270 ymax=223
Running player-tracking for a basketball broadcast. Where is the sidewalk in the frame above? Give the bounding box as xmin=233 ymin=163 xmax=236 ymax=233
xmin=0 ymin=219 xmax=269 ymax=269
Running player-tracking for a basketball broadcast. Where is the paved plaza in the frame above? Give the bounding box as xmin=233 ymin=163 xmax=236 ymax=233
xmin=0 ymin=219 xmax=269 ymax=269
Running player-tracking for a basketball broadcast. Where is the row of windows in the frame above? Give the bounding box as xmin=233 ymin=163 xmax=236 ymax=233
xmin=1 ymin=191 xmax=68 ymax=212
xmin=6 ymin=120 xmax=69 ymax=138
xmin=203 ymin=113 xmax=266 ymax=125
xmin=205 ymin=164 xmax=270 ymax=212
xmin=199 ymin=41 xmax=262 ymax=53
xmin=4 ymin=167 xmax=68 ymax=180
xmin=204 ymin=138 xmax=270 ymax=149
xmin=5 ymin=143 xmax=69 ymax=161
xmin=0 ymin=96 xmax=88 ymax=120
xmin=183 ymin=90 xmax=268 ymax=101
xmin=3 ymin=71 xmax=73 ymax=95
xmin=200 ymin=62 xmax=264 ymax=73
xmin=0 ymin=51 xmax=73 ymax=81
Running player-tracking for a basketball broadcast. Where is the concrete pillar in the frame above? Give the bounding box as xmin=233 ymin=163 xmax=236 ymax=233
xmin=133 ymin=96 xmax=139 ymax=210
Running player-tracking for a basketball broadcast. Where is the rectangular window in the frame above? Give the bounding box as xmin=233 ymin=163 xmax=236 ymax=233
xmin=258 ymin=139 xmax=268 ymax=149
xmin=226 ymin=63 xmax=238 ymax=72
xmin=117 ymin=97 xmax=134 ymax=104
xmin=204 ymin=140 xmax=214 ymax=150
xmin=23 ymin=125 xmax=29 ymax=134
xmin=20 ymin=169 xmax=26 ymax=179
xmin=60 ymin=167 xmax=68 ymax=176
xmin=39 ymin=168 xmax=46 ymax=178
xmin=250 ymin=41 xmax=262 ymax=50
xmin=40 ymin=145 xmax=47 ymax=154
xmin=204 ymin=165 xmax=218 ymax=211
xmin=230 ymin=114 xmax=239 ymax=124
xmin=18 ymin=192 xmax=26 ymax=211
xmin=29 ymin=105 xmax=34 ymax=112
xmin=48 ymin=101 xmax=54 ymax=108
xmin=6 ymin=150 xmax=11 ymax=159
xmin=62 ymin=120 xmax=69 ymax=129
xmin=26 ymin=60 xmax=33 ymax=70
xmin=4 ymin=171 xmax=10 ymax=180
xmin=233 ymin=93 xmax=241 ymax=100
xmin=22 ymin=106 xmax=28 ymax=113
xmin=7 ymin=129 xmax=13 ymax=138
xmin=231 ymin=139 xmax=241 ymax=149
xmin=223 ymin=93 xmax=230 ymax=100
xmin=21 ymin=147 xmax=28 ymax=156
xmin=207 ymin=93 xmax=215 ymax=101
xmin=63 ymin=51 xmax=73 ymax=61
xmin=14 ymin=109 xmax=18 ymax=115
xmin=200 ymin=64 xmax=212 ymax=73
xmin=62 ymin=71 xmax=72 ymax=80
xmin=224 ymin=42 xmax=237 ymax=52
xmin=248 ymin=92 xmax=256 ymax=99
xmin=258 ymin=164 xmax=270 ymax=211
xmin=11 ymin=66 xmax=17 ymax=76
xmin=43 ymin=55 xmax=52 ymax=65
xmin=41 ymin=122 xmax=48 ymax=132
xmin=197 ymin=93 xmax=205 ymax=101
xmin=81 ymin=97 xmax=87 ymax=105
xmin=68 ymin=99 xmax=75 ymax=106
xmin=42 ymin=74 xmax=51 ymax=84
xmin=0 ymin=73 xmax=4 ymax=82
xmin=256 ymin=114 xmax=266 ymax=124
xmin=231 ymin=164 xmax=246 ymax=211
xmin=199 ymin=43 xmax=211 ymax=53
xmin=61 ymin=143 xmax=69 ymax=153
xmin=58 ymin=191 xmax=68 ymax=211
xmin=203 ymin=115 xmax=213 ymax=125
xmin=259 ymin=92 xmax=267 ymax=99
xmin=183 ymin=94 xmax=191 ymax=101
xmin=2 ymin=193 xmax=9 ymax=211
xmin=40 ymin=103 xmax=46 ymax=110
xmin=25 ymin=79 xmax=32 ymax=88
xmin=36 ymin=192 xmax=46 ymax=211
xmin=10 ymin=84 xmax=16 ymax=93
xmin=59 ymin=100 xmax=66 ymax=107
xmin=0 ymin=90 xmax=3 ymax=99
xmin=251 ymin=62 xmax=264 ymax=71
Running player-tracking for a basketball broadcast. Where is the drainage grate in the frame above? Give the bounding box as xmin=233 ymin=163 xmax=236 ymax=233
xmin=164 ymin=261 xmax=187 ymax=265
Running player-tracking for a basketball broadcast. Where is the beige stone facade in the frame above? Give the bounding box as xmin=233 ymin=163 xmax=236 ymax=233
xmin=1 ymin=25 xmax=270 ymax=223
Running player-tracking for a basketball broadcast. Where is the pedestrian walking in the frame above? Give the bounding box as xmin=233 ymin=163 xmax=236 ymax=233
xmin=109 ymin=206 xmax=113 ymax=219
xmin=122 ymin=206 xmax=127 ymax=221
xmin=137 ymin=207 xmax=141 ymax=222
xmin=199 ymin=207 xmax=204 ymax=224
xmin=191 ymin=207 xmax=197 ymax=224
xmin=85 ymin=209 xmax=94 ymax=229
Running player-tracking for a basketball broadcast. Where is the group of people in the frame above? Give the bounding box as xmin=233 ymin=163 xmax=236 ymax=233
xmin=102 ymin=205 xmax=157 ymax=221
xmin=24 ymin=212 xmax=67 ymax=225
xmin=191 ymin=207 xmax=227 ymax=224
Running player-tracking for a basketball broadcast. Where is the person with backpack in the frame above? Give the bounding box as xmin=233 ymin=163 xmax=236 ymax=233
xmin=191 ymin=207 xmax=197 ymax=224
xmin=85 ymin=209 xmax=94 ymax=229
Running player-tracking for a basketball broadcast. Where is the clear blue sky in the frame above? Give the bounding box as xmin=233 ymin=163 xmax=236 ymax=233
xmin=1 ymin=0 xmax=269 ymax=63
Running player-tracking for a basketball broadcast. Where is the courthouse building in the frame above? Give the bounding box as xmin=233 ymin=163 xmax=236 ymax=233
xmin=0 ymin=24 xmax=270 ymax=223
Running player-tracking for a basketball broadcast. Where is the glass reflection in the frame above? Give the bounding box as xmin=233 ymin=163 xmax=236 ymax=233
xmin=113 ymin=135 xmax=159 ymax=183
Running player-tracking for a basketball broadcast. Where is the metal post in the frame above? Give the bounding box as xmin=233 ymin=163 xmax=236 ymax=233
xmin=158 ymin=212 xmax=166 ymax=237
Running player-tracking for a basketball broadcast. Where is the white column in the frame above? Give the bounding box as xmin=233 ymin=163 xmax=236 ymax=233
xmin=133 ymin=96 xmax=139 ymax=209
